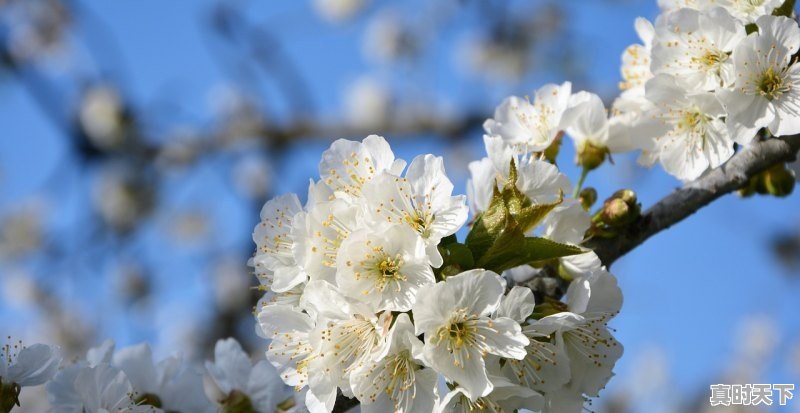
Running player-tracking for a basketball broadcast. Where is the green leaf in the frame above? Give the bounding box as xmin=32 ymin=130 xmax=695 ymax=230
xmin=439 ymin=234 xmax=458 ymax=247
xmin=465 ymin=157 xmax=564 ymax=263
xmin=436 ymin=241 xmax=476 ymax=280
xmin=774 ymin=0 xmax=796 ymax=17
xmin=465 ymin=185 xmax=509 ymax=260
xmin=475 ymin=221 xmax=584 ymax=273
xmin=514 ymin=193 xmax=563 ymax=232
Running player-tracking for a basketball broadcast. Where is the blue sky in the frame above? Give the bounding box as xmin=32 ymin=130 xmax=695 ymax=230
xmin=1 ymin=0 xmax=800 ymax=410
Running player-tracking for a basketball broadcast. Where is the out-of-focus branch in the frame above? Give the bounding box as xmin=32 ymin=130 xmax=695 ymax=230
xmin=247 ymin=113 xmax=486 ymax=147
xmin=587 ymin=135 xmax=800 ymax=267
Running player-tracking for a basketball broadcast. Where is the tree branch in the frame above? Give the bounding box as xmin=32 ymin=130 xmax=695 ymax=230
xmin=587 ymin=135 xmax=800 ymax=267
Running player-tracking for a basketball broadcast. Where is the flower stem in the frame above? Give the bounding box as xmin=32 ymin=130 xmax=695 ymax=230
xmin=573 ymin=167 xmax=589 ymax=198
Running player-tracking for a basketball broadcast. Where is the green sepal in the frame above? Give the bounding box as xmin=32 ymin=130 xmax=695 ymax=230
xmin=466 ymin=158 xmax=564 ymax=263
xmin=773 ymin=0 xmax=796 ymax=17
xmin=0 ymin=380 xmax=20 ymax=413
xmin=530 ymin=297 xmax=570 ymax=320
xmin=437 ymin=241 xmax=476 ymax=280
xmin=475 ymin=222 xmax=583 ymax=274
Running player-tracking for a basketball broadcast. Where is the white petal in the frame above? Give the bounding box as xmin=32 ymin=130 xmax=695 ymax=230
xmin=247 ymin=360 xmax=291 ymax=413
xmin=566 ymin=269 xmax=623 ymax=315
xmin=113 ymin=343 xmax=157 ymax=395
xmin=476 ymin=317 xmax=529 ymax=360
xmin=205 ymin=338 xmax=251 ymax=394
xmin=495 ymin=286 xmax=536 ymax=323
xmin=7 ymin=344 xmax=61 ymax=386
xmin=425 ymin=340 xmax=492 ymax=401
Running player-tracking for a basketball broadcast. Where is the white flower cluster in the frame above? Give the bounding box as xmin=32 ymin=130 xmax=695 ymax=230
xmin=253 ymin=134 xmax=623 ymax=413
xmin=0 ymin=337 xmax=293 ymax=413
xmin=612 ymin=1 xmax=800 ymax=181
xmin=483 ymin=1 xmax=800 ymax=182
xmin=7 ymin=2 xmax=799 ymax=413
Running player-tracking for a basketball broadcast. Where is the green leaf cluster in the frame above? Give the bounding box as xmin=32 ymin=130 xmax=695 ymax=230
xmin=463 ymin=159 xmax=583 ymax=274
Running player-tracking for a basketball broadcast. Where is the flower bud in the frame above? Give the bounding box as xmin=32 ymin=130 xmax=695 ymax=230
xmin=612 ymin=189 xmax=637 ymax=206
xmin=595 ymin=189 xmax=641 ymax=227
xmin=576 ymin=141 xmax=608 ymax=171
xmin=737 ymin=176 xmax=758 ymax=197
xmin=220 ymin=390 xmax=258 ymax=413
xmin=542 ymin=132 xmax=563 ymax=164
xmin=531 ymin=298 xmax=569 ymax=320
xmin=763 ymin=164 xmax=795 ymax=198
xmin=579 ymin=187 xmax=598 ymax=211
xmin=601 ymin=198 xmax=631 ymax=226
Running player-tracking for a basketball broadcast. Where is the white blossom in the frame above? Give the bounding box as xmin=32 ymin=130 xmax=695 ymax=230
xmin=351 ymin=314 xmax=438 ymax=413
xmin=467 ymin=135 xmax=570 ymax=215
xmin=318 ymin=134 xmax=405 ymax=198
xmin=46 ymin=363 xmax=156 ymax=413
xmin=257 ymin=305 xmax=316 ymax=392
xmin=113 ymin=343 xmax=214 ymax=413
xmin=0 ymin=341 xmax=60 ymax=388
xmin=292 ymin=196 xmax=362 ymax=284
xmin=641 ymin=74 xmax=735 ymax=181
xmin=719 ymin=15 xmax=800 ymax=141
xmin=412 ymin=270 xmax=529 ymax=401
xmin=205 ymin=338 xmax=290 ymax=413
xmin=252 ymin=193 xmax=306 ymax=292
xmin=336 ymin=224 xmax=435 ymax=311
xmin=484 ymin=82 xmax=572 ymax=153
xmin=300 ymin=281 xmax=389 ymax=413
xmin=361 ymin=154 xmax=468 ymax=267
xmin=536 ymin=269 xmax=624 ymax=401
xmin=563 ymin=92 xmax=636 ymax=154
xmin=495 ymin=287 xmax=571 ymax=393
xmin=651 ymin=7 xmax=745 ymax=91
xmin=438 ymin=374 xmax=543 ymax=413
xmin=617 ymin=17 xmax=655 ymax=108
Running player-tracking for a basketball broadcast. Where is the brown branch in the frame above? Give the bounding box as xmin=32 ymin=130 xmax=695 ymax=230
xmin=587 ymin=135 xmax=800 ymax=267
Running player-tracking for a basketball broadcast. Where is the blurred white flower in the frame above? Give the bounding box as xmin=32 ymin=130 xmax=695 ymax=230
xmin=92 ymin=165 xmax=152 ymax=232
xmin=0 ymin=200 xmax=47 ymax=260
xmin=205 ymin=338 xmax=290 ymax=413
xmin=313 ymin=0 xmax=367 ymax=23
xmin=343 ymin=77 xmax=390 ymax=130
xmin=46 ymin=363 xmax=154 ymax=413
xmin=113 ymin=343 xmax=214 ymax=413
xmin=363 ymin=13 xmax=413 ymax=62
xmin=1 ymin=269 xmax=39 ymax=310
xmin=79 ymin=86 xmax=127 ymax=150
xmin=167 ymin=210 xmax=210 ymax=244
xmin=460 ymin=37 xmax=527 ymax=81
xmin=233 ymin=154 xmax=272 ymax=199
xmin=0 ymin=340 xmax=60 ymax=387
xmin=213 ymin=257 xmax=252 ymax=312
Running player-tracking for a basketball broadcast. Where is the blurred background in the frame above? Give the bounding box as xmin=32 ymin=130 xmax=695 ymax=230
xmin=1 ymin=0 xmax=799 ymax=412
